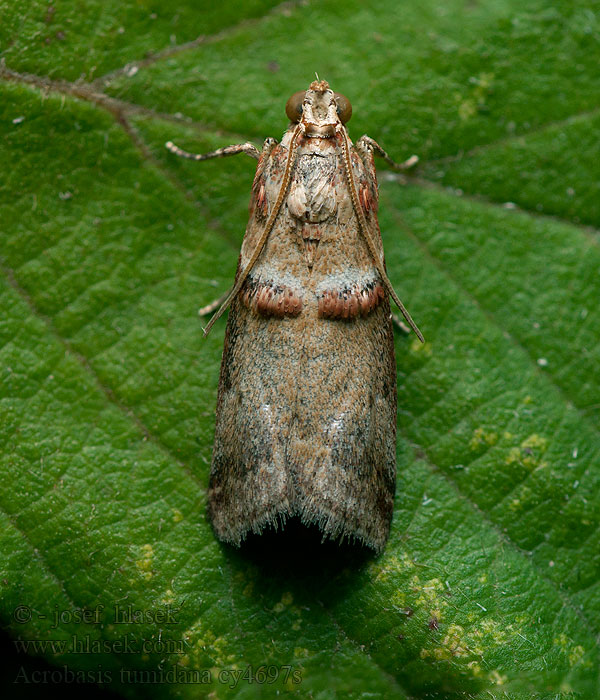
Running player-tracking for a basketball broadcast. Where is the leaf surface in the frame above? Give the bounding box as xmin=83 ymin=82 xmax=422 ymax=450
xmin=1 ymin=0 xmax=599 ymax=697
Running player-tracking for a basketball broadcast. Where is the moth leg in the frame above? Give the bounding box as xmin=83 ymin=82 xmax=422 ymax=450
xmin=198 ymin=289 xmax=231 ymax=317
xmin=175 ymin=136 xmax=279 ymax=325
xmin=165 ymin=141 xmax=261 ymax=161
xmin=391 ymin=313 xmax=410 ymax=334
xmin=356 ymin=135 xmax=418 ymax=171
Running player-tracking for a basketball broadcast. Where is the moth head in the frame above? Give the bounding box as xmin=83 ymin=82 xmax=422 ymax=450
xmin=285 ymin=80 xmax=352 ymax=136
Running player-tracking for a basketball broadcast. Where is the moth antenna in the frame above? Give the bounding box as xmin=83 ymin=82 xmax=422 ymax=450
xmin=203 ymin=124 xmax=304 ymax=336
xmin=340 ymin=129 xmax=424 ymax=343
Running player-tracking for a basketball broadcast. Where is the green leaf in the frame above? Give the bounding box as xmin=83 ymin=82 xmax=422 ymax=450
xmin=1 ymin=0 xmax=599 ymax=698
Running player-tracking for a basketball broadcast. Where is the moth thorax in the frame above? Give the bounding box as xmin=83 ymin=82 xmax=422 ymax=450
xmin=300 ymin=223 xmax=323 ymax=269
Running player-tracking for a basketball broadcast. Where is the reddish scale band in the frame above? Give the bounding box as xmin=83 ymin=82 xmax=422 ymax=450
xmin=318 ymin=280 xmax=385 ymax=320
xmin=240 ymin=277 xmax=303 ymax=317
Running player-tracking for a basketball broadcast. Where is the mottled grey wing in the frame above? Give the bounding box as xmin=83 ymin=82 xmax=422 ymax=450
xmin=288 ymin=302 xmax=397 ymax=552
xmin=208 ymin=300 xmax=300 ymax=545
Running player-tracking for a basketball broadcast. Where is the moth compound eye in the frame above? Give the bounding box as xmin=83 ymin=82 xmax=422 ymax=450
xmin=334 ymin=93 xmax=352 ymax=124
xmin=285 ymin=91 xmax=305 ymax=122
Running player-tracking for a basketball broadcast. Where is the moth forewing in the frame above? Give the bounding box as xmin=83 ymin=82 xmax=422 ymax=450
xmin=167 ymin=80 xmax=421 ymax=553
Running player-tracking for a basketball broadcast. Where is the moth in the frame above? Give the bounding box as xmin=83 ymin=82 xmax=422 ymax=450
xmin=166 ymin=80 xmax=423 ymax=553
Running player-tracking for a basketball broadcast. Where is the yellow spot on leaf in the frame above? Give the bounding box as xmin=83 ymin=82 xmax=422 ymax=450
xmin=425 ymin=624 xmax=473 ymax=662
xmin=456 ymin=72 xmax=494 ymax=121
xmin=442 ymin=624 xmax=470 ymax=658
xmin=481 ymin=618 xmax=510 ymax=644
xmin=469 ymin=427 xmax=498 ymax=450
xmin=505 ymin=447 xmax=522 ymax=465
xmin=489 ymin=669 xmax=507 ymax=685
xmin=554 ymin=634 xmax=587 ymax=667
xmin=569 ymin=645 xmax=585 ymax=667
xmin=273 ymin=591 xmax=293 ymax=613
xmin=467 ymin=661 xmax=484 ymax=677
xmin=521 ymin=434 xmax=548 ymax=450
xmin=410 ymin=338 xmax=433 ymax=356
xmin=181 ymin=623 xmax=234 ymax=668
xmin=135 ymin=544 xmax=154 ymax=580
xmin=415 ymin=578 xmax=448 ymax=619
xmin=458 ymin=99 xmax=477 ymax=121
xmin=161 ymin=589 xmax=175 ymax=605
xmin=554 ymin=633 xmax=568 ymax=649
xmin=421 ymin=615 xmax=522 ymax=681
xmin=391 ymin=590 xmax=406 ymax=607
xmin=505 ymin=434 xmax=548 ymax=468
xmin=371 ymin=552 xmax=416 ymax=582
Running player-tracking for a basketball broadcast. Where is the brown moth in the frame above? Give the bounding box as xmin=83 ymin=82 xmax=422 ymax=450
xmin=166 ymin=80 xmax=423 ymax=553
